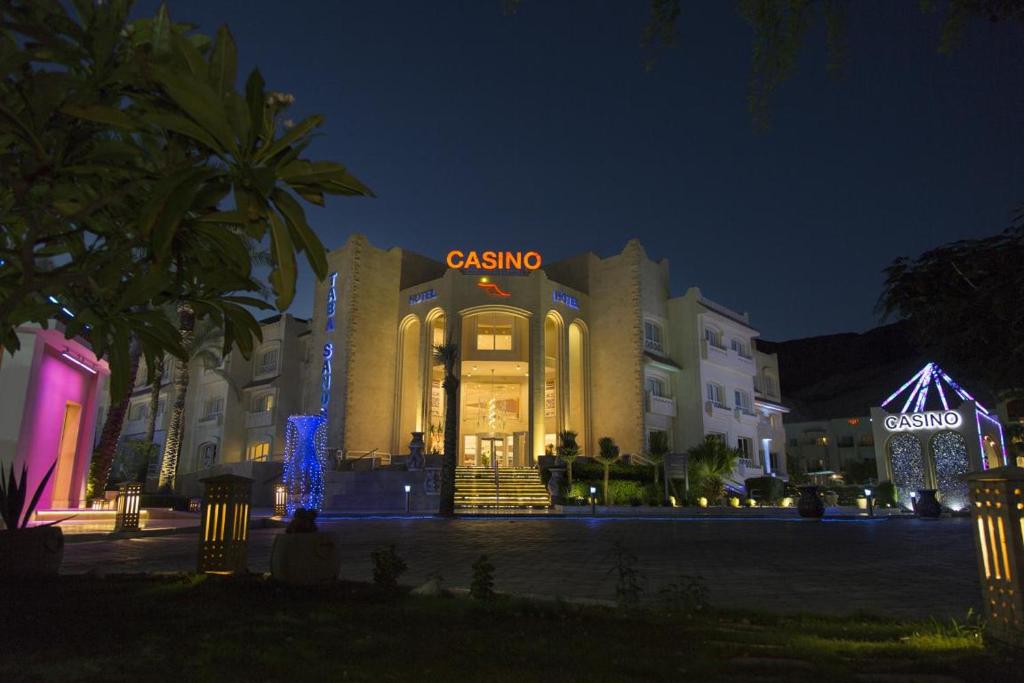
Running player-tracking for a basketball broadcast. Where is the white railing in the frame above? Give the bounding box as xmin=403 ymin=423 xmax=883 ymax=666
xmin=648 ymin=393 xmax=676 ymax=416
xmin=644 ymin=337 xmax=664 ymax=353
xmin=245 ymin=410 xmax=273 ymax=428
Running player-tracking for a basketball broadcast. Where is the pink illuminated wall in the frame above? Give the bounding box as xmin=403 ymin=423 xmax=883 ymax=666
xmin=11 ymin=329 xmax=108 ymax=510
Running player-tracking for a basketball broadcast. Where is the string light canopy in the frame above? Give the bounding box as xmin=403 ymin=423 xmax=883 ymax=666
xmin=880 ymin=362 xmax=991 ymax=415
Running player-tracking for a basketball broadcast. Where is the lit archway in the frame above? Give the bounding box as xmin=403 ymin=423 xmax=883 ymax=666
xmin=930 ymin=430 xmax=969 ymax=511
xmin=543 ymin=311 xmax=564 ymax=457
xmin=887 ymin=432 xmax=925 ymax=510
xmin=393 ymin=315 xmax=422 ymax=455
xmin=568 ymin=319 xmax=589 ymax=455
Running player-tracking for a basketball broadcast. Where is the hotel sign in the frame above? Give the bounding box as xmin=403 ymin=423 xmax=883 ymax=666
xmin=552 ymin=290 xmax=579 ymax=310
xmin=883 ymin=410 xmax=962 ymax=432
xmin=446 ymin=250 xmax=542 ymax=271
xmin=321 ymin=272 xmax=338 ymax=414
xmin=409 ymin=288 xmax=437 ymax=305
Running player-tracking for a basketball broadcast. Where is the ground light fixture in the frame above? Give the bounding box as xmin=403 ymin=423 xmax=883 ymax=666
xmin=864 ymin=488 xmax=875 ymax=518
xmin=197 ymin=474 xmax=253 ymax=575
xmin=114 ymin=482 xmax=142 ymax=532
xmin=590 ymin=485 xmax=597 ymax=516
xmin=404 ymin=483 xmax=412 ymax=513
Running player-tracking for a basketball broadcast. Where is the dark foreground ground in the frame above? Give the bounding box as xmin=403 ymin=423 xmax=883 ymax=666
xmin=62 ymin=515 xmax=981 ymax=619
xmin=0 ymin=575 xmax=1017 ymax=683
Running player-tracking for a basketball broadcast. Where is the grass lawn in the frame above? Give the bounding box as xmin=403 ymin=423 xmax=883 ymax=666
xmin=0 ymin=574 xmax=1018 ymax=682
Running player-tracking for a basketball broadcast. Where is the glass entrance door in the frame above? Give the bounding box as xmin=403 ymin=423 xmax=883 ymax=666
xmin=477 ymin=435 xmax=510 ymax=467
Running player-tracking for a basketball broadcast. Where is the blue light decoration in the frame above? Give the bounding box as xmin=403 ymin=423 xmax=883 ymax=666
xmin=888 ymin=433 xmax=925 ymax=510
xmin=283 ymin=415 xmax=328 ymax=514
xmin=321 ymin=272 xmax=338 ymax=415
xmin=552 ymin=290 xmax=579 ymax=310
xmin=409 ymin=288 xmax=437 ymax=305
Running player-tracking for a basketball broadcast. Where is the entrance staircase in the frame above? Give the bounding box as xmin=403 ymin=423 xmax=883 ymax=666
xmin=455 ymin=467 xmax=551 ymax=510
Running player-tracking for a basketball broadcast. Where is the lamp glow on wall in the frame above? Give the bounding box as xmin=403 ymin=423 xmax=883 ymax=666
xmin=282 ymin=415 xmax=328 ymax=515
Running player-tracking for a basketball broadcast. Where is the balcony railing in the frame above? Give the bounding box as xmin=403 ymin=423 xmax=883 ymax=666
xmin=198 ymin=412 xmax=223 ymax=426
xmin=643 ymin=338 xmax=664 ymax=353
xmin=647 ymin=393 xmax=676 ymax=417
xmin=255 ymin=363 xmax=278 ymax=377
xmin=245 ymin=409 xmax=274 ymax=428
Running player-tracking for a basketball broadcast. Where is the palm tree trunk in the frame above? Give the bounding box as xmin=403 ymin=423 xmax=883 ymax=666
xmin=603 ymin=464 xmax=610 ymax=506
xmin=87 ymin=335 xmax=142 ymax=499
xmin=437 ymin=372 xmax=459 ymax=517
xmin=139 ymin=357 xmax=164 ymax=486
xmin=157 ymin=304 xmax=195 ymax=491
xmin=567 ymin=459 xmax=573 ymax=486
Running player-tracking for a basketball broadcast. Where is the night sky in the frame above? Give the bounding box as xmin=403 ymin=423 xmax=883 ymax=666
xmin=137 ymin=1 xmax=1023 ymax=341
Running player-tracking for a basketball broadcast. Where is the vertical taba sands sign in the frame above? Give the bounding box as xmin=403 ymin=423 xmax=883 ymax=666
xmin=321 ymin=272 xmax=338 ymax=414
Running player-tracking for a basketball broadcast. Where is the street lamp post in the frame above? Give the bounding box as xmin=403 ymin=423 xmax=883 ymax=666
xmin=404 ymin=483 xmax=412 ymax=513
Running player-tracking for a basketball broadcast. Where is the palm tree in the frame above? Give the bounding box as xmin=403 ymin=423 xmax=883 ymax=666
xmin=595 ymin=437 xmax=620 ymax=505
xmin=433 ymin=340 xmax=460 ymax=517
xmin=156 ymin=310 xmax=236 ymax=491
xmin=646 ymin=430 xmax=669 ymax=487
xmin=556 ymin=430 xmax=581 ymax=486
xmin=687 ymin=436 xmax=740 ymax=503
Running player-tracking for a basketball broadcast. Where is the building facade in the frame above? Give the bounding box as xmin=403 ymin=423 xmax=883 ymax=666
xmin=305 ymin=235 xmax=787 ymax=482
xmin=784 ymin=416 xmax=877 ymax=477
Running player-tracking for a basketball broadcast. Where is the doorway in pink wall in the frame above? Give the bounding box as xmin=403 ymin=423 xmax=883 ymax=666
xmin=51 ymin=401 xmax=83 ymax=508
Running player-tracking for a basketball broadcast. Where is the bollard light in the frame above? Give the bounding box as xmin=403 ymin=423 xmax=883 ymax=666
xmin=273 ymin=483 xmax=288 ymax=517
xmin=864 ymin=488 xmax=875 ymax=518
xmin=114 ymin=482 xmax=142 ymax=532
xmin=965 ymin=466 xmax=1024 ymax=646
xmin=188 ymin=497 xmax=201 ymax=513
xmin=197 ymin=474 xmax=253 ymax=575
xmin=590 ymin=485 xmax=597 ymax=516
xmin=404 ymin=483 xmax=412 ymax=513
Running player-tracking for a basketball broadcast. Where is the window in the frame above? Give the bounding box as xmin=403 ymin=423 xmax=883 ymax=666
xmin=198 ymin=442 xmax=218 ymax=469
xmin=815 ymin=436 xmax=829 ymax=446
xmin=157 ymin=399 xmax=166 ymax=416
xmin=645 ymin=376 xmax=667 ymax=397
xmin=737 ymin=437 xmax=753 ymax=459
xmin=730 ymin=338 xmax=751 ymax=358
xmin=251 ymin=393 xmax=274 ymax=413
xmin=859 ymin=433 xmax=875 ymax=447
xmin=734 ymin=389 xmax=752 ymax=412
xmin=246 ymin=440 xmax=271 ymax=462
xmin=706 ymin=383 xmax=725 ymax=407
xmin=256 ymin=348 xmax=279 ymax=375
xmin=838 ymin=435 xmax=854 ymax=448
xmin=708 ymin=432 xmax=726 ymax=444
xmin=769 ymin=414 xmax=779 ymax=429
xmin=643 ymin=320 xmax=664 ymax=353
xmin=202 ymin=397 xmax=224 ymax=419
xmin=128 ymin=403 xmax=148 ymax=422
xmin=704 ymin=327 xmax=724 ymax=349
xmin=476 ymin=315 xmax=513 ymax=351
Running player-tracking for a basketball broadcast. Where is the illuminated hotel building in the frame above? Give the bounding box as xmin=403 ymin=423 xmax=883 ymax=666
xmin=306 ymin=235 xmax=788 ymax=480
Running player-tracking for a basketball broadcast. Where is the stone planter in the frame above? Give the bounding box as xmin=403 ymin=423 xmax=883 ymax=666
xmin=823 ymin=491 xmax=839 ymax=507
xmin=270 ymin=532 xmax=340 ymax=585
xmin=0 ymin=526 xmax=64 ymax=577
xmin=915 ymin=489 xmax=942 ymax=519
xmin=797 ymin=486 xmax=825 ymax=519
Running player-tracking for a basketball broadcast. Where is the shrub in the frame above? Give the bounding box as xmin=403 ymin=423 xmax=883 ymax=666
xmin=745 ymin=476 xmax=785 ymax=504
xmin=875 ymin=481 xmax=897 ymax=507
xmin=371 ymin=545 xmax=407 ymax=593
xmin=470 ymin=554 xmax=496 ymax=601
xmin=571 ymin=459 xmax=654 ymax=483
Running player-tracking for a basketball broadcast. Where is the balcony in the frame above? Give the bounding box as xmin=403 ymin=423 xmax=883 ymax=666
xmin=754 ymin=377 xmax=779 ymax=399
xmin=647 ymin=393 xmax=676 ymax=417
xmin=246 ymin=409 xmax=274 ymax=428
xmin=198 ymin=413 xmax=223 ymax=426
xmin=123 ymin=418 xmax=147 ymax=436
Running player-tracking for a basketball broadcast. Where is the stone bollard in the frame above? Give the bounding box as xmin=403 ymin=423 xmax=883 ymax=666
xmin=197 ymin=474 xmax=253 ymax=575
xmin=114 ymin=482 xmax=142 ymax=532
xmin=965 ymin=466 xmax=1024 ymax=646
xmin=273 ymin=483 xmax=287 ymax=517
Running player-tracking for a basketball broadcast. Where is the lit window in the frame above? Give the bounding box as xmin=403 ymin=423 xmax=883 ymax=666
xmin=256 ymin=348 xmax=279 ymax=375
xmin=643 ymin=321 xmax=664 ymax=353
xmin=706 ymin=383 xmax=725 ymax=407
xmin=476 ymin=315 xmax=513 ymax=351
xmin=246 ymin=441 xmax=271 ymax=462
xmin=252 ymin=393 xmax=274 ymax=413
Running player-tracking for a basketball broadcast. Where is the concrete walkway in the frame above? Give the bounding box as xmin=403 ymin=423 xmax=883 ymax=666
xmin=61 ymin=515 xmax=981 ymax=619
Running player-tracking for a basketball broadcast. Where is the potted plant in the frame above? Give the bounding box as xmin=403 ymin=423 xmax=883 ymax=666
xmin=0 ymin=460 xmax=66 ymax=577
xmin=270 ymin=508 xmax=340 ymax=585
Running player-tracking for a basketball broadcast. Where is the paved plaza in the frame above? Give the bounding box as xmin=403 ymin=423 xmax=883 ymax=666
xmin=62 ymin=515 xmax=981 ymax=619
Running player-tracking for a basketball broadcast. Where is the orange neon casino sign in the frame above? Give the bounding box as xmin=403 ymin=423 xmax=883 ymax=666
xmin=446 ymin=250 xmax=542 ymax=271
